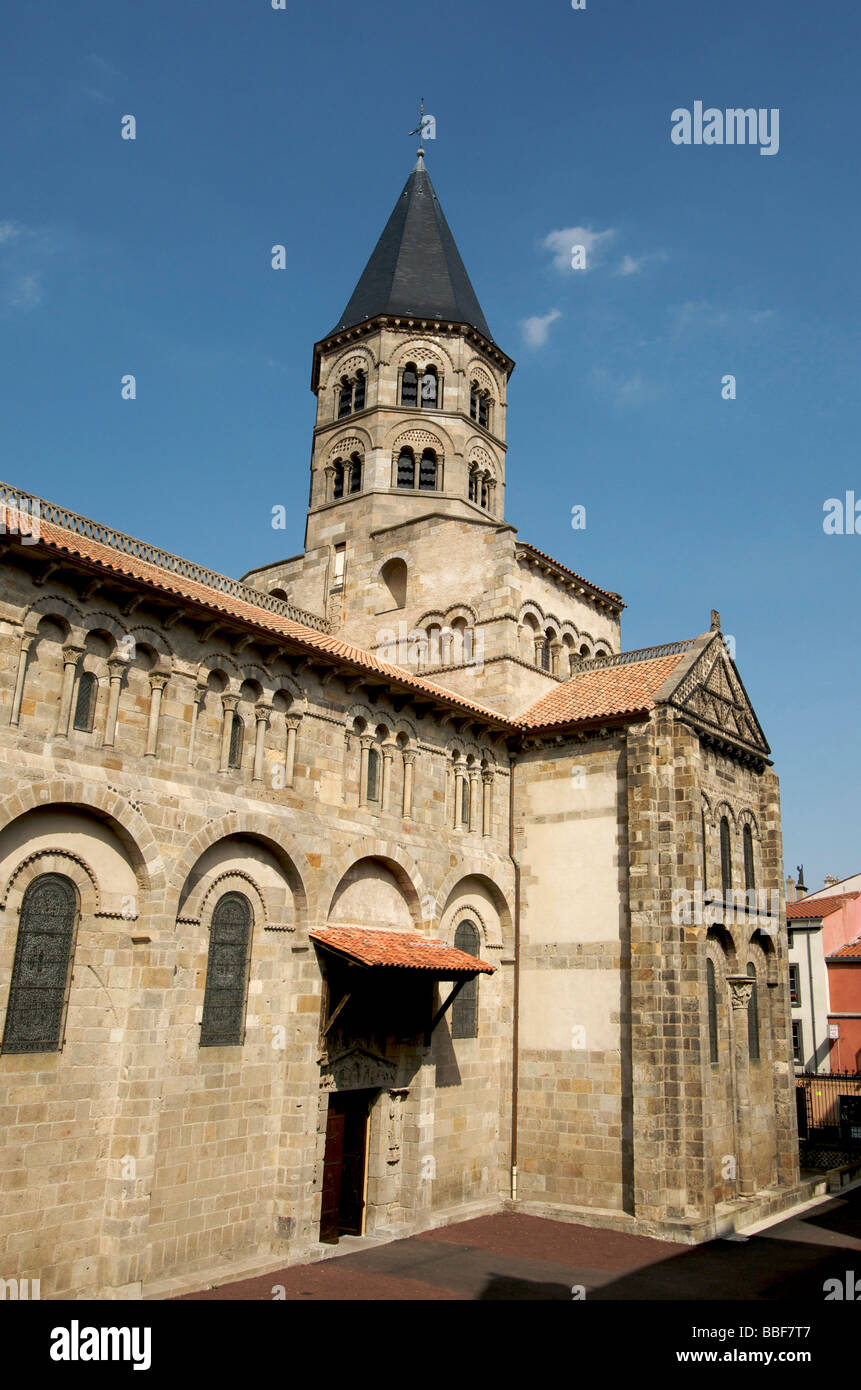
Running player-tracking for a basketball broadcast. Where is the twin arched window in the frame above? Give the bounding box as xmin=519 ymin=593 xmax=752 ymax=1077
xmin=468 ymin=466 xmax=492 ymax=510
xmin=451 ymin=921 xmax=480 ymax=1039
xmin=200 ymin=892 xmax=253 ymax=1046
xmin=396 ymin=447 xmax=437 ymax=490
xmin=1 ymin=874 xmax=78 ymax=1054
xmin=332 ymin=453 xmax=363 ymax=500
xmin=401 ymin=364 xmax=439 ymax=409
xmin=337 ymin=370 xmax=366 ymax=419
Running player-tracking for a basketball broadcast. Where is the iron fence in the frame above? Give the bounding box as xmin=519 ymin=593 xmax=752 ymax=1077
xmin=795 ymin=1070 xmax=861 ymax=1169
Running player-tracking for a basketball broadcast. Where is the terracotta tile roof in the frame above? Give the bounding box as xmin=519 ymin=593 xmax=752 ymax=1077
xmin=515 ymin=542 xmax=625 ymax=609
xmin=2 ymin=500 xmax=509 ymax=726
xmin=519 ymin=651 xmax=689 ymax=729
xmin=310 ymin=926 xmax=495 ymax=974
xmin=828 ymin=939 xmax=861 ymax=960
xmin=787 ymin=893 xmax=861 ymax=921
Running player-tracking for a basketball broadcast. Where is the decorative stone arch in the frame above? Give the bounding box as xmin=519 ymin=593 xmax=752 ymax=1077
xmin=393 ymin=716 xmax=418 ymax=749
xmin=320 ymin=347 xmax=377 ymax=392
xmin=737 ymin=808 xmax=761 ymax=840
xmin=168 ymin=814 xmax=309 ymax=929
xmin=319 ymin=841 xmax=427 ymax=934
xmin=465 ymin=361 xmax=498 ymax=400
xmin=80 ymin=611 xmax=128 ymax=651
xmin=345 ymin=701 xmax=374 ymax=731
xmin=518 ymin=600 xmax=546 ymax=628
xmin=182 ymin=867 xmax=271 ymax=931
xmin=392 ymin=339 xmax=454 ymax=376
xmin=126 ymin=624 xmax=174 ymax=669
xmin=325 ymin=431 xmax=371 ymax=464
xmin=435 ymin=866 xmax=514 ymax=951
xmin=235 ymin=661 xmax=271 ymax=692
xmin=23 ymin=593 xmax=85 ymax=640
xmin=713 ymin=800 xmax=738 ymax=832
xmin=467 ymin=445 xmax=497 ymax=478
xmin=387 ymin=422 xmax=453 ymax=457
xmin=748 ymin=929 xmax=778 ymax=987
xmin=271 ymin=672 xmax=306 ymax=712
xmin=442 ymin=602 xmax=478 ymax=627
xmin=700 ymin=790 xmax=713 ymax=821
xmin=196 ymin=652 xmax=243 ymax=691
xmin=0 ymin=780 xmax=165 ymax=898
xmin=1 ymin=847 xmax=101 ymax=917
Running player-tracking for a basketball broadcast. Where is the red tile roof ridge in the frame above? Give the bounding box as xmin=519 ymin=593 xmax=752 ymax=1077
xmin=787 ymin=892 xmax=861 ymax=920
xmin=309 ymin=925 xmax=495 ymax=973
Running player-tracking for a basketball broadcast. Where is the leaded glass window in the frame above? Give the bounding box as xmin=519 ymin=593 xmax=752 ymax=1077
xmin=2 ymin=874 xmax=78 ymax=1054
xmin=228 ymin=713 xmax=244 ymax=770
xmin=706 ymin=958 xmax=718 ymax=1063
xmin=367 ymin=747 xmax=380 ymax=802
xmin=73 ymin=671 xmax=97 ymax=732
xmin=747 ymin=962 xmax=760 ymax=1061
xmin=200 ymin=892 xmax=252 ymax=1046
xmin=743 ymin=824 xmax=755 ymax=893
xmin=720 ymin=817 xmax=732 ymax=902
xmin=451 ymin=921 xmax=479 ymax=1038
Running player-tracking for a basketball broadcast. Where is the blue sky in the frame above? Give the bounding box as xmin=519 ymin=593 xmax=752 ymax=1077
xmin=2 ymin=0 xmax=858 ymax=890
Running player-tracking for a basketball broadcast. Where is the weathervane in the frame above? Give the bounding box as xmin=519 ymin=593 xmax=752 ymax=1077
xmin=409 ymin=97 xmax=426 ymax=158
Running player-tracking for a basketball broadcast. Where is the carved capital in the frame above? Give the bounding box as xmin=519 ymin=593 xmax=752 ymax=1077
xmin=727 ymin=975 xmax=754 ymax=1010
xmin=221 ymin=693 xmax=239 ymax=713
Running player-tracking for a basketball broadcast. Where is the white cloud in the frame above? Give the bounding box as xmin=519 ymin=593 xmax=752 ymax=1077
xmin=588 ymin=365 xmax=659 ymax=409
xmin=522 ymin=308 xmax=562 ymax=349
xmin=617 ymin=254 xmax=644 ymax=276
xmin=541 ymin=226 xmax=616 ymax=273
xmin=8 ymin=274 xmax=43 ymax=309
xmin=0 ymin=221 xmax=22 ymax=246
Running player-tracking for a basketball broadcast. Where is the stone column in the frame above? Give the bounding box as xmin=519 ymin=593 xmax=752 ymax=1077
xmin=284 ymin=715 xmax=301 ymax=789
xmin=103 ymin=658 xmax=128 ymax=748
xmin=252 ymin=703 xmax=271 ymax=783
xmin=468 ymin=769 xmax=480 ymax=834
xmin=481 ymin=770 xmax=494 ymax=837
xmin=533 ymin=638 xmax=544 ymax=668
xmin=56 ymin=644 xmax=84 ymax=738
xmin=144 ymin=673 xmax=169 ymax=758
xmin=187 ymin=683 xmax=206 ymax=766
xmin=727 ymin=974 xmax=757 ymax=1197
xmin=219 ymin=694 xmax=239 ymax=773
xmin=402 ymin=751 xmax=416 ymax=818
xmin=324 ymin=465 xmax=334 ymax=502
xmin=381 ymin=747 xmax=393 ymax=813
xmin=9 ymin=632 xmax=35 ymax=726
xmin=359 ymin=735 xmax=373 ymax=807
xmin=549 ymin=641 xmax=562 ymax=677
xmin=453 ymin=759 xmax=466 ymax=828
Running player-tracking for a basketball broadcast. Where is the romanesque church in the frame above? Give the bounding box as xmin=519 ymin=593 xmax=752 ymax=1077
xmin=0 ymin=151 xmax=803 ymax=1299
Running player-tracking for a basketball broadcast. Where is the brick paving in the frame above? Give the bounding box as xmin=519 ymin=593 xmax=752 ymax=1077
xmin=178 ymin=1186 xmax=861 ymax=1301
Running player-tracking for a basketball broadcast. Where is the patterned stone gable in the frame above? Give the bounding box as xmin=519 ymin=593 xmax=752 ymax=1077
xmin=662 ymin=635 xmax=771 ymax=763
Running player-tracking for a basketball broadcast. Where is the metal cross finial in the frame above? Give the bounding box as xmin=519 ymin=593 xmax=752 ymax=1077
xmin=409 ymin=97 xmax=426 ymax=157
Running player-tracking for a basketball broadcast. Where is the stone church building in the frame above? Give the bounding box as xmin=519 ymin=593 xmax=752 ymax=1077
xmin=0 ymin=152 xmax=803 ymax=1299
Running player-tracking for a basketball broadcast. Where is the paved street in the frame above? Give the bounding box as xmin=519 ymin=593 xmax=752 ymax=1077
xmin=180 ymin=1185 xmax=861 ymax=1301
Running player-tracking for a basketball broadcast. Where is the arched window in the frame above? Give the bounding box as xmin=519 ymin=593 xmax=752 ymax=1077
xmin=381 ymin=557 xmax=408 ymax=609
xmin=338 ymin=378 xmax=353 ymax=419
xmin=353 ymin=370 xmax=366 ymax=412
xmin=480 ymin=474 xmax=489 ymax=508
xmin=540 ymin=638 xmax=550 ymax=672
xmin=469 ymin=384 xmax=480 ymax=420
xmin=73 ymin=670 xmax=97 ymax=732
xmin=701 ymin=810 xmax=708 ymax=887
xmin=420 ymin=368 xmax=438 ymax=407
xmin=468 ymin=469 xmax=478 ymax=503
xmin=397 ymin=448 xmax=416 ymax=488
xmin=720 ymin=817 xmax=732 ymax=901
xmin=743 ymin=824 xmax=755 ymax=894
xmin=419 ymin=449 xmax=437 ymax=489
xmin=332 ymin=459 xmax=345 ymax=500
xmin=451 ymin=921 xmax=480 ymax=1039
xmin=427 ymin=624 xmax=442 ymax=665
xmin=2 ymin=873 xmax=78 ymax=1053
xmin=366 ymin=746 xmax=381 ymax=802
xmin=401 ymin=366 xmax=418 ymax=407
xmin=200 ymin=892 xmax=253 ymax=1047
xmin=349 ymin=453 xmax=362 ymax=494
xmin=228 ymin=713 xmax=244 ymax=770
xmin=706 ymin=958 xmax=718 ymax=1064
xmin=747 ymin=961 xmax=760 ymax=1062
xmin=460 ymin=775 xmax=470 ymax=827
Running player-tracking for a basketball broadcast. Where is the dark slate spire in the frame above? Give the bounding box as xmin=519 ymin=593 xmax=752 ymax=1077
xmin=327 ymin=155 xmax=494 ymax=343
